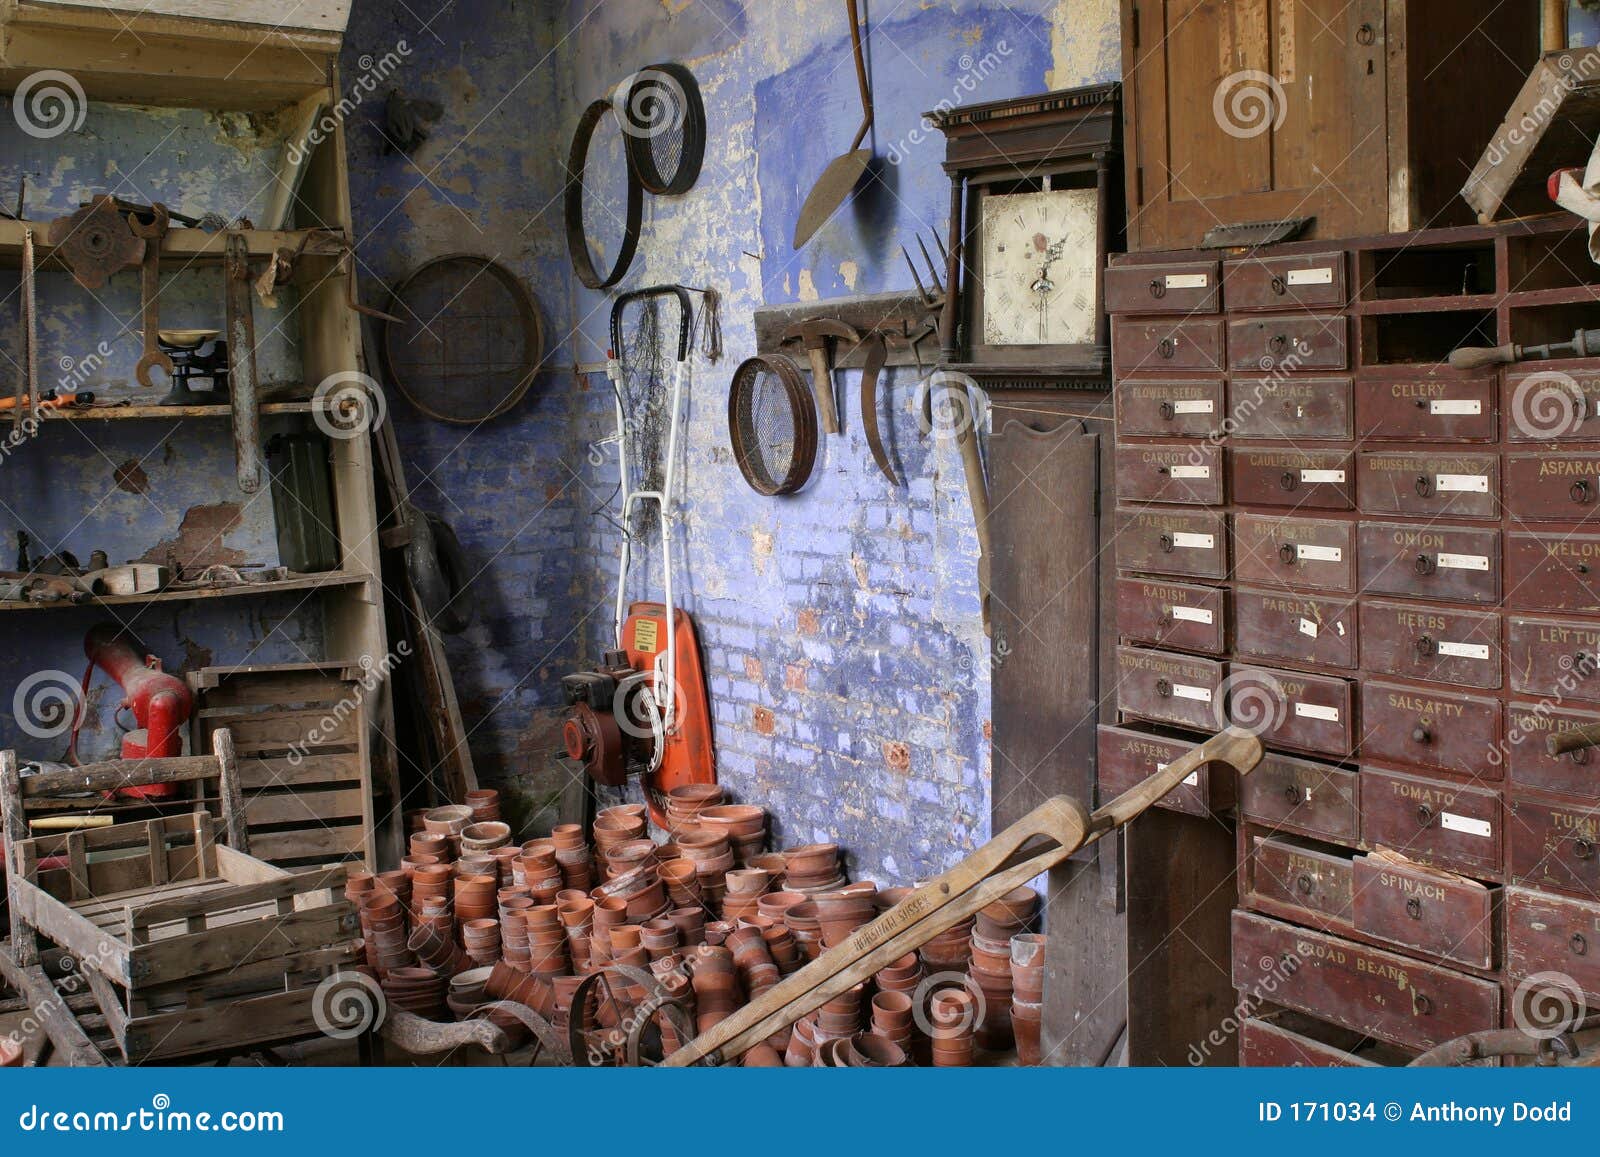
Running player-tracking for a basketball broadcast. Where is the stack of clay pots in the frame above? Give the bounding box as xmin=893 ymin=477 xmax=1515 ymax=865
xmin=809 ymin=982 xmax=864 ymax=1053
xmin=664 ymin=784 xmax=726 ymax=834
xmin=781 ymin=900 xmax=823 ymax=960
xmin=381 ymin=966 xmax=446 ymax=1019
xmin=968 ymin=887 xmax=1039 ymax=1050
xmin=719 ymin=868 xmax=771 ymax=922
xmin=871 ymin=990 xmax=915 ymax=1057
xmin=813 ymin=883 xmax=879 ymax=948
xmin=464 ymin=788 xmax=501 ymax=823
xmin=920 ymin=915 xmax=974 ymax=972
xmin=781 ymin=843 xmax=845 ymax=893
xmin=551 ymin=823 xmax=594 ymax=891
xmin=698 ymin=803 xmax=767 ymax=865
xmin=1009 ymin=932 xmax=1046 ymax=1065
xmin=688 ymin=943 xmax=742 ymax=1032
xmin=928 ymin=986 xmax=979 ymax=1067
xmin=677 ymin=829 xmax=733 ymax=912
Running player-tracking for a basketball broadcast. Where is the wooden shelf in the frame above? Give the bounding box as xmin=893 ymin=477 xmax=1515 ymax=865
xmin=40 ymin=401 xmax=320 ymax=421
xmin=0 ymin=570 xmax=373 ymax=613
xmin=0 ymin=218 xmax=347 ymax=268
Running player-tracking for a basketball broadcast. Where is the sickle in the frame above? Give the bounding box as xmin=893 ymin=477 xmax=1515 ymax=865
xmin=859 ymin=333 xmax=898 ymax=485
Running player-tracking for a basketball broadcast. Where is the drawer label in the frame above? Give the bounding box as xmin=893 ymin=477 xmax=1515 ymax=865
xmin=1172 ymin=683 xmax=1213 ymax=703
xmin=1294 ymin=703 xmax=1340 ymax=722
xmin=1165 ymin=273 xmax=1209 ymax=289
xmin=1295 ymin=544 xmax=1343 ymax=563
xmin=1171 ymin=605 xmax=1214 ymax=625
xmin=1441 ymin=812 xmax=1493 ymax=839
xmin=1171 ymin=399 xmax=1215 ymax=415
xmin=1298 ymin=617 xmax=1318 ymax=638
xmin=1437 ymin=640 xmax=1491 ymax=661
xmin=1172 ymin=532 xmax=1215 ymax=550
xmin=1437 ymin=553 xmax=1491 ymax=572
xmin=1437 ymin=473 xmax=1489 ymax=493
xmin=1169 ymin=464 xmax=1211 ymax=479
xmin=1301 ymin=469 xmax=1346 ymax=484
xmin=1429 ymin=399 xmax=1482 ymax=416
xmin=1286 ymin=267 xmax=1334 ymax=286
xmin=1154 ymin=761 xmax=1201 ymax=787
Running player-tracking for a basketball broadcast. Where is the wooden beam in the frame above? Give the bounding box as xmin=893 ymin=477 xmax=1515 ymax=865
xmin=0 ymin=946 xmax=107 ymax=1066
xmin=6 ymin=878 xmax=130 ymax=985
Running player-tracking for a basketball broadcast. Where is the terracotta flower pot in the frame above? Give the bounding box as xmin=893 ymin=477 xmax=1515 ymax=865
xmin=423 ymin=805 xmax=473 ymax=836
xmin=1011 ymin=1000 xmax=1043 ymax=1065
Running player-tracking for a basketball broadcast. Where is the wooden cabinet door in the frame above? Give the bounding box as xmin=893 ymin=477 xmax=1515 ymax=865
xmin=1123 ymin=0 xmax=1387 ymax=250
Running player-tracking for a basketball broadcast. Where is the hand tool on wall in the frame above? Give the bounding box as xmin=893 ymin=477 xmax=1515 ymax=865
xmin=15 ymin=228 xmax=36 ymax=434
xmin=45 ymin=195 xmax=145 ymax=289
xmin=129 ymin=203 xmax=173 ymax=388
xmin=780 ymin=318 xmax=858 ymax=435
xmin=665 ymin=725 xmax=1265 ymax=1066
xmin=1449 ymin=326 xmax=1600 ymax=369
xmin=224 ymin=232 xmax=263 ymax=493
xmin=858 ymin=332 xmax=898 ymax=484
xmin=793 ymin=0 xmax=874 ymax=248
xmin=0 ymin=389 xmax=94 ymax=413
xmin=902 ymin=231 xmax=949 ymax=310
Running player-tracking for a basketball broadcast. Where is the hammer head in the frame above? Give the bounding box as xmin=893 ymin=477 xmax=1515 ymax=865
xmin=781 ymin=319 xmax=861 ymax=351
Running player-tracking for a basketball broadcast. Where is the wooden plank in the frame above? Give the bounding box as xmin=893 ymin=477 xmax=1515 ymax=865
xmin=79 ymin=963 xmax=127 ymax=1046
xmin=7 ymin=878 xmax=131 ymax=985
xmin=131 ymin=904 xmax=356 ymax=987
xmin=64 ymin=832 xmax=88 ymax=901
xmin=195 ymin=667 xmax=358 ymax=705
xmin=146 ymin=821 xmax=169 ymax=887
xmin=211 ymin=708 xmax=359 ymax=753
xmin=245 ymin=787 xmax=366 ymax=827
xmin=121 ymin=985 xmax=328 ymax=1064
xmin=4 ymin=0 xmax=351 ymax=41
xmin=215 ymin=843 xmax=293 ymax=885
xmin=233 ymin=752 xmax=362 ymax=790
xmin=245 ymin=826 xmax=366 ymax=864
xmin=135 ymin=943 xmax=358 ymax=1007
xmin=213 ymin=727 xmax=249 ymax=854
xmin=2 ymin=751 xmax=33 ymax=963
xmin=21 ymin=755 xmax=218 ymax=797
xmin=129 ymin=865 xmax=346 ymax=929
xmin=263 ymin=91 xmax=329 ymax=230
xmin=0 ymin=948 xmax=108 ymax=1066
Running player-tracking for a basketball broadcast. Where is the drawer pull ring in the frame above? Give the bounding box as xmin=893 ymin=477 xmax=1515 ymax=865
xmin=1357 ymin=22 xmax=1377 ymax=46
xmin=1270 ymin=275 xmax=1287 ymax=296
xmin=1575 ymin=838 xmax=1595 ymax=861
xmin=1155 ymin=678 xmax=1173 ymax=698
xmin=1279 ymin=953 xmax=1298 ymax=975
xmin=1159 ymin=532 xmax=1175 ymax=554
xmin=1268 ymin=334 xmax=1288 ymax=355
xmin=1406 ymin=897 xmax=1423 ymax=920
xmin=1148 ymin=279 xmax=1166 ymax=299
xmin=1411 ymin=725 xmax=1431 ymax=745
xmin=1156 ymin=465 xmax=1169 ymax=475
xmin=1158 ymin=400 xmax=1175 ymax=420
xmin=1572 ymin=746 xmax=1590 ymax=766
xmin=1413 ymin=993 xmax=1433 ymax=1016
xmin=1157 ymin=338 xmax=1175 ymax=359
xmin=1573 ymin=933 xmax=1589 ymax=956
xmin=1296 ymin=874 xmax=1313 ymax=896
xmin=1414 ymin=474 xmax=1433 ymax=498
xmin=1573 ymin=479 xmax=1592 ymax=505
xmin=1416 ymin=803 xmax=1435 ymax=827
xmin=1414 ymin=635 xmax=1435 ymax=658
xmin=1282 ymin=784 xmax=1301 ymax=806
xmin=1279 ymin=543 xmax=1298 ymax=565
xmin=1414 ymin=554 xmax=1436 ymax=576
xmin=1279 ymin=471 xmax=1298 ymax=492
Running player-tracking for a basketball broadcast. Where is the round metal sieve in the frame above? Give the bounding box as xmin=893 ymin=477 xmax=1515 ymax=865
xmin=728 ymin=353 xmax=817 ymax=496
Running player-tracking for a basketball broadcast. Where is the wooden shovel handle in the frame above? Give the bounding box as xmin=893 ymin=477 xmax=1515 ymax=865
xmin=846 ymin=0 xmax=873 ymax=150
xmin=1549 ymin=722 xmax=1600 ymax=756
xmin=1448 ymin=343 xmax=1519 ymax=370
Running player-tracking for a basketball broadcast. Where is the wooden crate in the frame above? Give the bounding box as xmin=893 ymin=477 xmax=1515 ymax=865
xmin=1120 ymin=0 xmax=1540 ymax=251
xmin=8 ymin=814 xmax=357 ymax=1063
xmin=190 ymin=663 xmax=377 ymax=869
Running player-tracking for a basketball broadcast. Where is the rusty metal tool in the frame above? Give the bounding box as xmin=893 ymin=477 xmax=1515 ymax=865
xmin=16 ymin=228 xmax=36 ymax=433
xmin=1450 ymin=326 xmax=1600 ymax=370
xmin=780 ymin=318 xmax=858 ymax=435
xmin=858 ymin=332 xmax=897 ymax=484
xmin=793 ymin=0 xmax=874 ymax=248
xmin=45 ymin=195 xmax=145 ymax=290
xmin=129 ymin=203 xmax=173 ymax=388
xmin=666 ymin=725 xmax=1265 ymax=1066
xmin=224 ymin=232 xmax=263 ymax=493
xmin=902 ymin=231 xmax=948 ymax=310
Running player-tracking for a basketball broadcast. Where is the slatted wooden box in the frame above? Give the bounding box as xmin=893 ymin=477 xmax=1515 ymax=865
xmin=9 ymin=814 xmax=357 ymax=1063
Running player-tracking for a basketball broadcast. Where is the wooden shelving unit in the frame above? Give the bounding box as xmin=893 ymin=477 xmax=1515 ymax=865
xmin=0 ymin=2 xmax=398 ymax=868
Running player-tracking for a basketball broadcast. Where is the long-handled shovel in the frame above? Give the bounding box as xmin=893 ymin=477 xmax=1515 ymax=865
xmin=793 ymin=0 xmax=874 ymax=248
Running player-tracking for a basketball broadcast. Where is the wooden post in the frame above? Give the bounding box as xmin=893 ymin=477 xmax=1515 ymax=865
xmin=1545 ymin=0 xmax=1568 ymax=52
xmin=212 ymin=728 xmax=250 ymax=854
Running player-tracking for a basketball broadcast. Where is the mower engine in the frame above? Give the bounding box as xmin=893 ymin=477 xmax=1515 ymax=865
xmin=561 ymin=649 xmax=652 ymax=787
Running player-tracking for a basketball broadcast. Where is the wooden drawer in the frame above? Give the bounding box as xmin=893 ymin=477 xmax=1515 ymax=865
xmin=1354 ymin=375 xmax=1497 ymax=443
xmin=1233 ymin=514 xmax=1355 ymax=593
xmin=1503 ymin=452 xmax=1600 ymax=522
xmin=1351 ymin=853 xmax=1498 ymax=970
xmin=1506 ymin=796 xmax=1600 ymax=901
xmin=1223 ymin=252 xmax=1346 ymax=313
xmin=1238 ymin=752 xmax=1359 ymax=843
xmin=1507 ymin=615 xmax=1600 ymax=703
xmin=1231 ymin=912 xmax=1501 ymax=1052
xmin=1105 ymin=261 xmax=1219 ymax=315
xmin=1116 ymin=507 xmax=1228 ymax=580
xmin=1360 ymin=767 xmax=1502 ymax=878
xmin=1232 ymin=587 xmax=1356 ymax=670
xmin=1115 ymin=442 xmax=1223 ymax=505
xmin=1228 ymin=377 xmax=1352 ymax=441
xmin=1357 ymin=451 xmax=1499 ymax=521
xmin=1229 ymin=448 xmax=1354 ymax=511
xmin=1504 ymin=365 xmax=1600 ymax=442
xmin=1358 ymin=680 xmax=1502 ymax=780
xmin=1505 ymin=702 xmax=1600 ymax=798
xmin=1227 ymin=315 xmax=1349 ymax=373
xmin=1505 ymin=888 xmax=1600 ymax=1000
xmin=1240 ymin=1013 xmax=1395 ymax=1067
xmin=1358 ymin=599 xmax=1501 ymax=690
xmin=1505 ymin=533 xmax=1600 ymax=612
xmin=1229 ymin=664 xmax=1353 ymax=758
xmin=1096 ymin=724 xmax=1233 ymax=819
xmin=1115 ymin=576 xmax=1225 ymax=655
xmin=1112 ymin=317 xmax=1224 ymax=373
xmin=1247 ymin=833 xmax=1353 ymax=925
xmin=1357 ymin=521 xmax=1501 ymax=605
xmin=1115 ymin=379 xmax=1225 ymax=437
xmin=1115 ymin=646 xmax=1225 ymax=731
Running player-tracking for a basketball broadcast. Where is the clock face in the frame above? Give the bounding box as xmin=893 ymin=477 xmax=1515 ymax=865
xmin=979 ymin=189 xmax=1099 ymax=346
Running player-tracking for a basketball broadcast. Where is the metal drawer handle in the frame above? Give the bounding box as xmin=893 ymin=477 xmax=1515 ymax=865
xmin=1279 ymin=543 xmax=1298 ymax=565
xmin=1406 ymin=897 xmax=1423 ymax=920
xmin=1279 ymin=953 xmax=1299 ymax=975
xmin=1576 ymin=652 xmax=1593 ymax=673
xmin=1414 ymin=474 xmax=1433 ymax=498
xmin=1572 ymin=746 xmax=1591 ymax=766
xmin=1148 ymin=278 xmax=1166 ymax=299
xmin=1158 ymin=400 xmax=1175 ymax=420
xmin=1413 ymin=993 xmax=1433 ymax=1017
xmin=1155 ymin=678 xmax=1173 ymax=698
xmin=1268 ymin=334 xmax=1288 ymax=355
xmin=1270 ymin=275 xmax=1287 ymax=296
xmin=1412 ymin=725 xmax=1432 ymax=745
xmin=1279 ymin=471 xmax=1298 ymax=492
xmin=1283 ymin=784 xmax=1302 ymax=806
xmin=1573 ymin=933 xmax=1589 ymax=956
xmin=1156 ymin=464 xmax=1169 ymax=475
xmin=1414 ymin=553 xmax=1436 ymax=576
xmin=1296 ymin=874 xmax=1313 ymax=895
xmin=1357 ymin=22 xmax=1376 ymax=46
xmin=1159 ymin=532 xmax=1175 ymax=554
xmin=1414 ymin=634 xmax=1435 ymax=658
xmin=1573 ymin=479 xmax=1592 ymax=505
xmin=1157 ymin=338 xmax=1176 ymax=359
xmin=1416 ymin=803 xmax=1435 ymax=827
xmin=1575 ymin=838 xmax=1595 ymax=860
